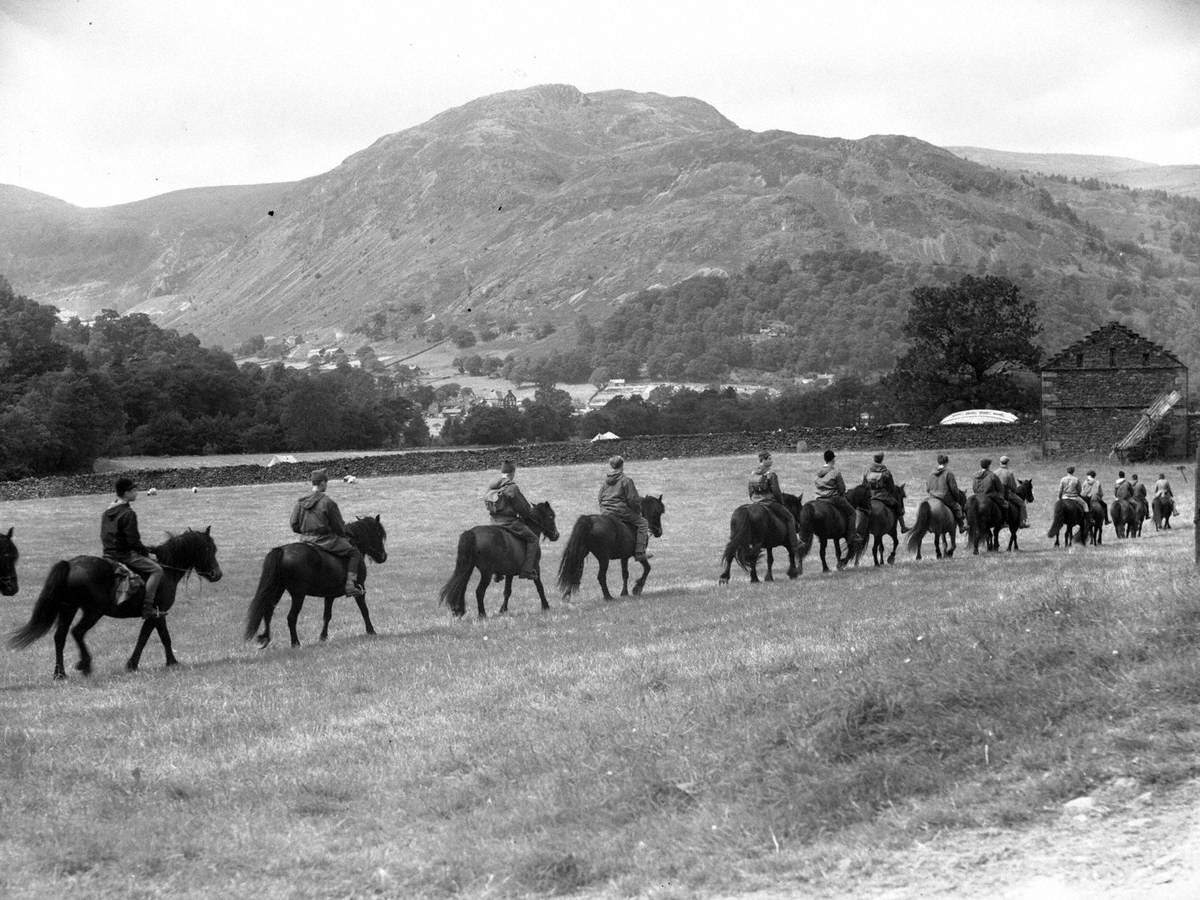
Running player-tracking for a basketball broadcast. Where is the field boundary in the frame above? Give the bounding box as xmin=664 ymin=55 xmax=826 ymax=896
xmin=0 ymin=423 xmax=1046 ymax=500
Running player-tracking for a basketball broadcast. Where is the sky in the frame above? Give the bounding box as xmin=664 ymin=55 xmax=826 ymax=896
xmin=1 ymin=0 xmax=1197 ymax=208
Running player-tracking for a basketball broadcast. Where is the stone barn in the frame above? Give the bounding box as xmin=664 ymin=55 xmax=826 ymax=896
xmin=1040 ymin=321 xmax=1189 ymax=459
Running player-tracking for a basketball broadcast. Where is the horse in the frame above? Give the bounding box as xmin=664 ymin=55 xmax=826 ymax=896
xmin=1133 ymin=497 xmax=1150 ymax=536
xmin=965 ymin=494 xmax=1007 ymax=555
xmin=847 ymin=483 xmax=907 ymax=566
xmin=557 ymin=495 xmax=665 ymax=601
xmin=438 ymin=502 xmax=559 ymax=618
xmin=1047 ymin=498 xmax=1089 ymax=548
xmin=905 ymin=495 xmax=959 ymax=560
xmin=1084 ymin=498 xmax=1106 ymax=546
xmin=997 ymin=480 xmax=1035 ymax=551
xmin=795 ymin=498 xmax=867 ymax=574
xmin=718 ymin=493 xmax=803 ymax=583
xmin=0 ymin=527 xmax=17 ymax=596
xmin=1152 ymin=495 xmax=1176 ymax=530
xmin=8 ymin=528 xmax=222 ymax=679
xmin=244 ymin=515 xmax=387 ymax=649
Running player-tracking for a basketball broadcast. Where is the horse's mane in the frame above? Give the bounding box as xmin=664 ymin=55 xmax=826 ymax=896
xmin=156 ymin=528 xmax=216 ymax=572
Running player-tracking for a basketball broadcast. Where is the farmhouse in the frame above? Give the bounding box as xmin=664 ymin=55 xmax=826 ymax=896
xmin=1040 ymin=321 xmax=1189 ymax=458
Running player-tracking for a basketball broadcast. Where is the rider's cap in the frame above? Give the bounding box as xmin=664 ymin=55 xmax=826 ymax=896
xmin=1131 ymin=473 xmax=1139 ymax=479
xmin=1118 ymin=470 xmax=1125 ymax=477
xmin=1086 ymin=470 xmax=1096 ymax=477
xmin=823 ymin=449 xmax=835 ymax=462
xmin=608 ymin=455 xmax=624 ymax=469
xmin=500 ymin=459 xmax=516 ymax=474
xmin=999 ymin=455 xmax=1010 ymax=464
xmin=115 ymin=476 xmax=137 ymax=496
xmin=1066 ymin=465 xmax=1075 ymax=474
xmin=980 ymin=458 xmax=991 ymax=468
xmin=937 ymin=453 xmax=948 ymax=465
xmin=873 ymin=452 xmax=884 ymax=462
xmin=758 ymin=449 xmax=771 ymax=461
xmin=311 ymin=468 xmax=328 ymax=484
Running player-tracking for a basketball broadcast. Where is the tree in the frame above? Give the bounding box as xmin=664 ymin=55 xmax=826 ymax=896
xmin=885 ymin=275 xmax=1042 ymax=422
xmin=521 ymin=386 xmax=574 ymax=442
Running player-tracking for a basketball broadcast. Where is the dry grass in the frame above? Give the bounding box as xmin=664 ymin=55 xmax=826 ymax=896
xmin=0 ymin=447 xmax=1196 ymax=898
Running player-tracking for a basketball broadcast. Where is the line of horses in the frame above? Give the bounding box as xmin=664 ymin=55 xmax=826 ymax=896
xmin=1 ymin=474 xmax=1180 ymax=681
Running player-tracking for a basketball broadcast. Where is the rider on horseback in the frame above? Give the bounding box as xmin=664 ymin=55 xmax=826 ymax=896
xmin=101 ymin=476 xmax=164 ymax=618
xmin=972 ymin=458 xmax=1007 ymax=519
xmin=926 ymin=454 xmax=966 ymax=534
xmin=814 ymin=449 xmax=858 ymax=531
xmin=862 ymin=452 xmax=909 ymax=533
xmin=599 ymin=455 xmax=652 ymax=562
xmin=1058 ymin=465 xmax=1088 ymax=513
xmin=1154 ymin=473 xmax=1176 ymax=514
xmin=484 ymin=459 xmax=540 ymax=580
xmin=290 ymin=469 xmax=364 ymax=598
xmin=1081 ymin=469 xmax=1110 ymax=525
xmin=749 ymin=450 xmax=798 ymax=536
xmin=995 ymin=456 xmax=1029 ymax=528
xmin=1114 ymin=470 xmax=1133 ymax=502
xmin=1130 ymin=474 xmax=1148 ymax=509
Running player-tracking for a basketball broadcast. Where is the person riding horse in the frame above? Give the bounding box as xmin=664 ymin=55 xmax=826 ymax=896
xmin=101 ymin=476 xmax=164 ymax=618
xmin=814 ymin=449 xmax=858 ymax=532
xmin=1081 ymin=469 xmax=1110 ymax=526
xmin=971 ymin=458 xmax=1007 ymax=521
xmin=995 ymin=456 xmax=1029 ymax=528
xmin=748 ymin=450 xmax=798 ymax=538
xmin=1154 ymin=473 xmax=1176 ymax=515
xmin=1130 ymin=473 xmax=1148 ymax=509
xmin=926 ymin=454 xmax=965 ymax=533
xmin=290 ymin=468 xmax=364 ymax=598
xmin=484 ymin=459 xmax=540 ymax=580
xmin=862 ymin=452 xmax=908 ymax=533
xmin=599 ymin=455 xmax=652 ymax=563
xmin=1113 ymin=470 xmax=1133 ymax=502
xmin=1058 ymin=465 xmax=1088 ymax=514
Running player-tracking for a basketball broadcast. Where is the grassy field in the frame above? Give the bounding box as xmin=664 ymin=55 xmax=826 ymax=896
xmin=1 ymin=448 xmax=1198 ymax=898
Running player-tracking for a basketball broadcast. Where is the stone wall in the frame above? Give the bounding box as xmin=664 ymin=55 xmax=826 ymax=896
xmin=0 ymin=422 xmax=1042 ymax=501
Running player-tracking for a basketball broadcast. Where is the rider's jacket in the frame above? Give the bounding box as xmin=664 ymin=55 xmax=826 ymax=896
xmin=749 ymin=465 xmax=783 ymax=503
xmin=485 ymin=474 xmax=533 ymax=521
xmin=926 ymin=466 xmax=959 ymax=502
xmin=1081 ymin=477 xmax=1104 ymax=502
xmin=864 ymin=463 xmax=895 ymax=502
xmin=101 ymin=500 xmax=150 ymax=557
xmin=599 ymin=470 xmax=642 ymax=516
xmin=1058 ymin=474 xmax=1082 ymax=499
xmin=814 ymin=464 xmax=846 ymax=499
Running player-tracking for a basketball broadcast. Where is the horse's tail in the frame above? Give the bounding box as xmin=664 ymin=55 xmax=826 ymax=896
xmin=437 ymin=530 xmax=477 ymax=617
xmin=722 ymin=509 xmax=759 ymax=574
xmin=1046 ymin=502 xmax=1063 ymax=539
xmin=244 ymin=547 xmax=287 ymax=641
xmin=8 ymin=560 xmax=68 ymax=649
xmin=906 ymin=501 xmax=931 ymax=555
xmin=965 ymin=496 xmax=983 ymax=546
xmin=557 ymin=517 xmax=594 ymax=598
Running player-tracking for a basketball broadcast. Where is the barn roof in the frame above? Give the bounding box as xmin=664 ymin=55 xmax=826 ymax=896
xmin=1042 ymin=321 xmax=1184 ymax=369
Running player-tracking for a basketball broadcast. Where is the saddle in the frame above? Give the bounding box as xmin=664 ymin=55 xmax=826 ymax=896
xmin=107 ymin=560 xmax=144 ymax=606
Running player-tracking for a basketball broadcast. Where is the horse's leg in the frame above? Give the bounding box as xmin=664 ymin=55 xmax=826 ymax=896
xmin=286 ymin=592 xmax=305 ymax=647
xmin=498 ymin=576 xmax=514 ymax=615
xmin=596 ymin=557 xmax=614 ymax=601
xmin=156 ymin=617 xmax=178 ymax=667
xmin=475 ymin=569 xmax=490 ymax=618
xmin=759 ymin=547 xmax=770 ymax=583
xmin=632 ymin=557 xmax=651 ymax=596
xmin=52 ymin=607 xmax=75 ymax=680
xmin=355 ymin=591 xmax=377 ymax=635
xmin=70 ymin=608 xmax=104 ymax=676
xmin=887 ymin=530 xmax=897 ymax=565
xmin=819 ymin=537 xmax=831 ymax=572
xmin=532 ymin=577 xmax=551 ymax=611
xmin=125 ymin=616 xmax=158 ymax=671
xmin=320 ymin=596 xmax=334 ymax=641
xmin=946 ymin=528 xmax=956 ymax=558
xmin=257 ymin=599 xmax=275 ymax=649
xmin=620 ymin=558 xmax=631 ymax=597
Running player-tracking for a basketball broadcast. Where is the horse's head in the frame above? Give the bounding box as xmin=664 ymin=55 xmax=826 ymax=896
xmin=160 ymin=526 xmax=222 ymax=582
xmin=349 ymin=515 xmax=388 ymax=564
xmin=531 ymin=501 xmax=559 ymax=542
xmin=782 ymin=492 xmax=803 ymax=521
xmin=642 ymin=494 xmax=665 ymax=537
xmin=0 ymin=526 xmax=18 ymax=596
xmin=1018 ymin=479 xmax=1034 ymax=503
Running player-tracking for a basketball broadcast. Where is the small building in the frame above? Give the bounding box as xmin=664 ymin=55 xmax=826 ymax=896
xmin=1040 ymin=321 xmax=1189 ymax=458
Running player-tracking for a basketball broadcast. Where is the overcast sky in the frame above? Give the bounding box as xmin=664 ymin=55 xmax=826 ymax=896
xmin=1 ymin=0 xmax=1197 ymax=208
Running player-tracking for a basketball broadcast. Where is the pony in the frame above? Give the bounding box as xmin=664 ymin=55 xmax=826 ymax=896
xmin=1110 ymin=498 xmax=1141 ymax=538
xmin=1047 ymin=498 xmax=1089 ymax=548
xmin=1084 ymin=498 xmax=1106 ymax=546
xmin=1133 ymin=497 xmax=1150 ymax=535
xmin=0 ymin=527 xmax=17 ymax=596
xmin=999 ymin=480 xmax=1035 ymax=551
xmin=557 ymin=495 xmax=665 ymax=601
xmin=905 ymin=495 xmax=959 ymax=560
xmin=718 ymin=493 xmax=803 ymax=583
xmin=438 ymin=502 xmax=559 ymax=618
xmin=846 ymin=482 xmax=907 ymax=566
xmin=1152 ymin=495 xmax=1176 ymax=530
xmin=244 ymin=515 xmax=387 ymax=649
xmin=8 ymin=528 xmax=222 ymax=679
xmin=795 ymin=498 xmax=867 ymax=574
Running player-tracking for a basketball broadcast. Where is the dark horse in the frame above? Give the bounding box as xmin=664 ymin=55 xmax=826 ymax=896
xmin=847 ymin=483 xmax=907 ymax=566
xmin=1110 ymin=498 xmax=1141 ymax=539
xmin=0 ymin=527 xmax=18 ymax=596
xmin=1153 ymin=495 xmax=1176 ymax=530
xmin=438 ymin=502 xmax=559 ymax=618
xmin=796 ymin=498 xmax=867 ymax=573
xmin=718 ymin=493 xmax=803 ymax=583
xmin=244 ymin=515 xmax=387 ymax=649
xmin=558 ymin=495 xmax=665 ymax=601
xmin=1084 ymin=498 xmax=1106 ymax=546
xmin=1047 ymin=498 xmax=1089 ymax=548
xmin=8 ymin=528 xmax=222 ymax=679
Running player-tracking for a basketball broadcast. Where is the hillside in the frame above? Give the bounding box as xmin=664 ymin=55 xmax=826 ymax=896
xmin=1 ymin=85 xmax=1199 ymax=373
xmin=948 ymin=146 xmax=1200 ymax=198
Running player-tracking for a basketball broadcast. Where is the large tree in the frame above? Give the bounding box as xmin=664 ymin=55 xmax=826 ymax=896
xmin=885 ymin=275 xmax=1042 ymax=422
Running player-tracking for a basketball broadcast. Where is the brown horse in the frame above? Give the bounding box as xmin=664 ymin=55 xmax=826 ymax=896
xmin=1048 ymin=499 xmax=1089 ymax=547
xmin=1152 ymin=495 xmax=1176 ymax=530
xmin=846 ymin=483 xmax=907 ymax=566
xmin=719 ymin=494 xmax=803 ymax=583
xmin=905 ymin=495 xmax=959 ymax=560
xmin=1110 ymin=498 xmax=1141 ymax=538
xmin=557 ymin=496 xmax=665 ymax=601
xmin=796 ymin=499 xmax=867 ymax=573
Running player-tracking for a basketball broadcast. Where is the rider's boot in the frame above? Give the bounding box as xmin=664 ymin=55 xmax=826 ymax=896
xmin=344 ymin=549 xmax=364 ymax=598
xmin=519 ymin=542 xmax=540 ymax=580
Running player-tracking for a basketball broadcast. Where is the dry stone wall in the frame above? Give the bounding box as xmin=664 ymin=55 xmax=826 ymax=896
xmin=0 ymin=423 xmax=1044 ymax=501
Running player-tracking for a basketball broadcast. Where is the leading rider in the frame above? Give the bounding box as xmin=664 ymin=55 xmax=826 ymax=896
xmin=101 ymin=476 xmax=164 ymax=618
xmin=290 ymin=468 xmax=364 ymax=598
xmin=598 ymin=455 xmax=652 ymax=563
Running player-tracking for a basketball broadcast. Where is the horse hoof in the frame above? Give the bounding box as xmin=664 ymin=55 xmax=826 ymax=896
xmin=53 ymin=671 xmax=67 ymax=681
xmin=256 ymin=637 xmax=271 ymax=650
xmin=632 ymin=587 xmax=643 ymax=596
xmin=165 ymin=658 xmax=180 ymax=668
xmin=718 ymin=577 xmax=729 ymax=585
xmin=319 ymin=635 xmax=328 ymax=642
xmin=74 ymin=660 xmax=90 ymax=673
xmin=125 ymin=661 xmax=139 ymax=672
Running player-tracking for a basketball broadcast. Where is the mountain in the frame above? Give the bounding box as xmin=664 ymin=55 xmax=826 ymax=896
xmin=948 ymin=147 xmax=1200 ymax=198
xmin=1 ymin=85 xmax=1198 ymax=373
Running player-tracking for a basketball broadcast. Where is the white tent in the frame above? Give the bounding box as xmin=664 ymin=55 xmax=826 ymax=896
xmin=590 ymin=431 xmax=620 ymax=442
xmin=267 ymin=454 xmax=299 ymax=466
xmin=939 ymin=409 xmax=1018 ymax=426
